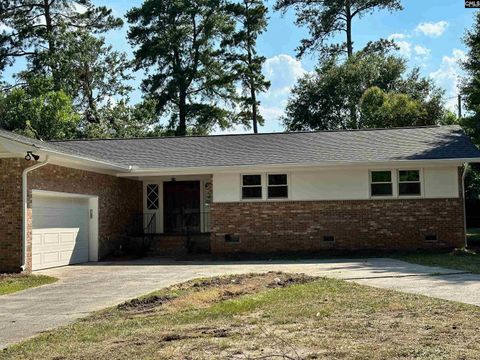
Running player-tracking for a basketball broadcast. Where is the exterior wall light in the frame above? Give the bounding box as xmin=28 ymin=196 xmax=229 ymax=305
xmin=25 ymin=151 xmax=40 ymax=161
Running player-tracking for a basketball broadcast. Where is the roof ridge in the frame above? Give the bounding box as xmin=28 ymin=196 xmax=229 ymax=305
xmin=49 ymin=125 xmax=452 ymax=143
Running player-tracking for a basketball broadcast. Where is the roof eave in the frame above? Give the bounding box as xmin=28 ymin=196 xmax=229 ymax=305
xmin=116 ymin=157 xmax=480 ymax=177
xmin=0 ymin=135 xmax=131 ymax=172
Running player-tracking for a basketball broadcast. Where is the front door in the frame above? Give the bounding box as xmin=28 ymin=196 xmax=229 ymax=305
xmin=163 ymin=181 xmax=201 ymax=233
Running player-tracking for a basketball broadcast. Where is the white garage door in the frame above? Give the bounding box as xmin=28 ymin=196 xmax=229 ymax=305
xmin=32 ymin=195 xmax=90 ymax=270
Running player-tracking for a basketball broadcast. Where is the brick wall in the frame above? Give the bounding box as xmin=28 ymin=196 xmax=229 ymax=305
xmin=0 ymin=158 xmax=142 ymax=272
xmin=210 ymin=198 xmax=465 ymax=254
xmin=0 ymin=159 xmax=24 ymax=272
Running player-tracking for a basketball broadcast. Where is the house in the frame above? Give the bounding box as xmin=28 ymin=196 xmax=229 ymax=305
xmin=1 ymin=125 xmax=480 ymax=272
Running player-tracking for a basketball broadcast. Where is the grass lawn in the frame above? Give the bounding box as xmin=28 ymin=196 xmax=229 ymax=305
xmin=468 ymin=227 xmax=480 ymax=243
xmin=0 ymin=274 xmax=57 ymax=296
xmin=392 ymin=228 xmax=480 ymax=274
xmin=3 ymin=272 xmax=480 ymax=359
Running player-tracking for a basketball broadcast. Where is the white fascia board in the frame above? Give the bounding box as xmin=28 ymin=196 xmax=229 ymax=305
xmin=116 ymin=158 xmax=479 ymax=177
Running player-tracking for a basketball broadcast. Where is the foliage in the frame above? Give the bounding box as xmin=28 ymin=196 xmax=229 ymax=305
xmin=225 ymin=0 xmax=270 ymax=133
xmin=274 ymin=0 xmax=402 ymax=58
xmin=45 ymin=30 xmax=134 ymax=124
xmin=0 ymin=0 xmax=122 ymax=85
xmin=461 ymin=11 xmax=480 ymax=146
xmin=80 ymin=99 xmax=159 ymax=139
xmin=0 ymin=77 xmax=80 ymax=140
xmin=465 ymin=164 xmax=480 ymax=202
xmin=0 ymin=0 xmax=152 ymax=139
xmin=127 ymin=0 xmax=239 ymax=136
xmin=283 ymin=50 xmax=446 ymax=131
xmin=360 ymin=87 xmax=430 ymax=128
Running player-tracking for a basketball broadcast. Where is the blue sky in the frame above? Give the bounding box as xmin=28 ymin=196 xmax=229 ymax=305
xmin=3 ymin=0 xmax=478 ymax=134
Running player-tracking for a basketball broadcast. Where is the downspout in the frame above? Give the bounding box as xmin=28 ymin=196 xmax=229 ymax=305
xmin=462 ymin=163 xmax=469 ymax=249
xmin=21 ymin=156 xmax=50 ymax=271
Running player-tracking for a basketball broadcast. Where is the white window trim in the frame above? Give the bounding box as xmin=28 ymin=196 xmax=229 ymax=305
xmin=369 ymin=168 xmax=424 ymax=199
xmin=397 ymin=168 xmax=424 ymax=198
xmin=240 ymin=174 xmax=264 ymax=201
xmin=146 ymin=183 xmax=160 ymax=210
xmin=369 ymin=170 xmax=394 ymax=198
xmin=240 ymin=173 xmax=290 ymax=201
xmin=267 ymin=173 xmax=289 ymax=200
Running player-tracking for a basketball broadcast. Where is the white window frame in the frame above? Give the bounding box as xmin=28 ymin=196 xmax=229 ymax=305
xmin=267 ymin=173 xmax=289 ymax=200
xmin=369 ymin=170 xmax=394 ymax=198
xmin=397 ymin=169 xmax=423 ymax=197
xmin=146 ymin=183 xmax=159 ymax=210
xmin=240 ymin=174 xmax=263 ymax=201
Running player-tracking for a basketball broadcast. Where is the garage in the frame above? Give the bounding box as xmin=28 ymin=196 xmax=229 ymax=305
xmin=32 ymin=192 xmax=96 ymax=270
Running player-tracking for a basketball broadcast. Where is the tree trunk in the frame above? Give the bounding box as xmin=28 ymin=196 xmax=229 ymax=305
xmin=247 ymin=46 xmax=258 ymax=133
xmin=251 ymin=84 xmax=258 ymax=134
xmin=42 ymin=0 xmax=60 ymax=91
xmin=345 ymin=3 xmax=353 ymax=59
xmin=177 ymin=90 xmax=187 ymax=136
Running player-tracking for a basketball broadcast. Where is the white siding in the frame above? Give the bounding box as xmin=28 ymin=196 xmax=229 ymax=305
xmin=291 ymin=169 xmax=368 ymax=200
xmin=212 ymin=166 xmax=460 ymax=202
xmin=423 ymin=166 xmax=459 ymax=198
xmin=212 ymin=173 xmax=241 ymax=202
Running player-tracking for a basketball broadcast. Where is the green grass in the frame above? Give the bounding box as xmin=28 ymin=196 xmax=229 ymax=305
xmin=392 ymin=228 xmax=480 ymax=274
xmin=468 ymin=227 xmax=480 ymax=243
xmin=0 ymin=274 xmax=57 ymax=296
xmin=393 ymin=251 xmax=480 ymax=274
xmin=3 ymin=273 xmax=480 ymax=359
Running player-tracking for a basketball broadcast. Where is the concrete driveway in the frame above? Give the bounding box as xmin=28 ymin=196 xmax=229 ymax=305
xmin=1 ymin=257 xmax=479 ymax=349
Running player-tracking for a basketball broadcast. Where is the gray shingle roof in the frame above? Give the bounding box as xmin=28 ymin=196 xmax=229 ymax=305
xmin=0 ymin=128 xmax=129 ymax=169
xmin=42 ymin=125 xmax=480 ymax=169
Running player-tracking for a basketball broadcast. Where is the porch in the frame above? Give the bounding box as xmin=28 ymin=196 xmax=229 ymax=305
xmin=126 ymin=175 xmax=213 ymax=256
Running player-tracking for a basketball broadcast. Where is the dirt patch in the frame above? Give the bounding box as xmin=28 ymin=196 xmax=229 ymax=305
xmin=178 ymin=272 xmax=316 ymax=291
xmin=116 ymin=272 xmax=317 ymax=314
xmin=266 ymin=273 xmax=315 ymax=288
xmin=117 ymin=295 xmax=174 ymax=312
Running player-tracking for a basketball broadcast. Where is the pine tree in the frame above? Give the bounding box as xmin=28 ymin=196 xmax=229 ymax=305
xmin=127 ymin=0 xmax=238 ymax=136
xmin=462 ymin=11 xmax=480 ymax=145
xmin=226 ymin=0 xmax=270 ymax=133
xmin=274 ymin=0 xmax=402 ymax=58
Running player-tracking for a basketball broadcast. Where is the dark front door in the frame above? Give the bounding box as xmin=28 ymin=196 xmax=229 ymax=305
xmin=163 ymin=181 xmax=201 ymax=233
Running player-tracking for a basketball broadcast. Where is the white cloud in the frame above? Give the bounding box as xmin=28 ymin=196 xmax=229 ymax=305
xmin=260 ymin=54 xmax=308 ymax=124
xmin=262 ymin=54 xmax=307 ymax=93
xmin=415 ymin=21 xmax=449 ymax=37
xmin=414 ymin=45 xmax=430 ymax=58
xmin=430 ymin=49 xmax=466 ymax=110
xmin=388 ymin=33 xmax=408 ymax=40
xmin=396 ymin=40 xmax=412 ymax=57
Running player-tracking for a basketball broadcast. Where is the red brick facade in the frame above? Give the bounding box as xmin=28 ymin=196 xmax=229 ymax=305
xmin=210 ymin=198 xmax=465 ymax=254
xmin=0 ymin=156 xmax=467 ymax=270
xmin=0 ymin=158 xmax=142 ymax=272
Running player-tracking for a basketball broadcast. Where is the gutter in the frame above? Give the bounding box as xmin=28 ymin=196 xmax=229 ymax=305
xmin=21 ymin=156 xmax=50 ymax=271
xmin=462 ymin=163 xmax=469 ymax=249
xmin=0 ymin=134 xmax=130 ymax=172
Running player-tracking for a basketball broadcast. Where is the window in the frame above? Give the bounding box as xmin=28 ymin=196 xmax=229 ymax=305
xmin=242 ymin=175 xmax=262 ymax=199
xmin=425 ymin=234 xmax=438 ymax=242
xmin=268 ymin=174 xmax=288 ymax=199
xmin=398 ymin=170 xmax=421 ymax=196
xmin=146 ymin=184 xmax=159 ymax=210
xmin=370 ymin=171 xmax=393 ymax=196
xmin=225 ymin=234 xmax=240 ymax=243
